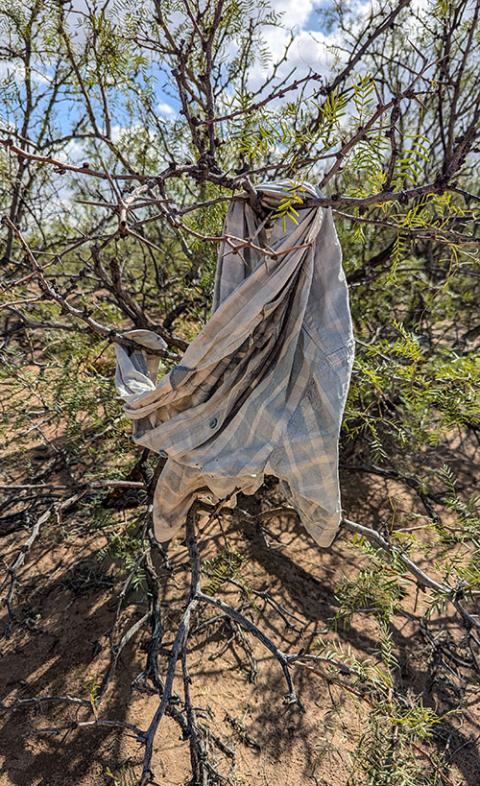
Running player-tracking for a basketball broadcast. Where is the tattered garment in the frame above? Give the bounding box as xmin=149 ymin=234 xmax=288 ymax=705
xmin=115 ymin=182 xmax=355 ymax=547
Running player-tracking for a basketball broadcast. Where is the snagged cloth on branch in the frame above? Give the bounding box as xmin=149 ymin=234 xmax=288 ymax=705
xmin=115 ymin=182 xmax=355 ymax=547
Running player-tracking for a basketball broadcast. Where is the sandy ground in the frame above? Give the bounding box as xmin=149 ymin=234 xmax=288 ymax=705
xmin=1 ymin=438 xmax=479 ymax=786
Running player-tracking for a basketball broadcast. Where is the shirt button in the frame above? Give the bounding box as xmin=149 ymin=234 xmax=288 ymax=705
xmin=209 ymin=417 xmax=218 ymax=429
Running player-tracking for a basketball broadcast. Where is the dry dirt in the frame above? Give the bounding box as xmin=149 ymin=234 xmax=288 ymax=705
xmin=1 ymin=438 xmax=480 ymax=786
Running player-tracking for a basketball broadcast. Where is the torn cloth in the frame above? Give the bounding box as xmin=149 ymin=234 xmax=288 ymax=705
xmin=115 ymin=182 xmax=355 ymax=547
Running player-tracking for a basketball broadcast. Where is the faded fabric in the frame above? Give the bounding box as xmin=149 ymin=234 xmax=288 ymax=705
xmin=115 ymin=182 xmax=355 ymax=547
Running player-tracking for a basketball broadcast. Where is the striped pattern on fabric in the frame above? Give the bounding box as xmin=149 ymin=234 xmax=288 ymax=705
xmin=115 ymin=182 xmax=355 ymax=547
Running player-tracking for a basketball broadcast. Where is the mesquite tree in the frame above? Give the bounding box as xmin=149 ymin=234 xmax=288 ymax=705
xmin=0 ymin=1 xmax=479 ymax=785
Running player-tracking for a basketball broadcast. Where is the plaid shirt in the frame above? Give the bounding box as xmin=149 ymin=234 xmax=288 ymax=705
xmin=115 ymin=182 xmax=355 ymax=547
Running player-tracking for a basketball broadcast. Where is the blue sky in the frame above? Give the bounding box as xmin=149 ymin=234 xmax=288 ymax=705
xmin=0 ymin=0 xmax=369 ymax=153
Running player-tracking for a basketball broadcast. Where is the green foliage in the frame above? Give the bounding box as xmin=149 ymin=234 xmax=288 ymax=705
xmin=316 ymin=610 xmax=447 ymax=785
xmin=344 ymin=316 xmax=480 ymax=462
xmin=352 ymin=75 xmax=375 ymax=124
xmin=84 ymin=674 xmax=100 ymax=719
xmin=271 ymin=181 xmax=306 ymax=228
xmin=96 ymin=517 xmax=147 ymax=589
xmin=393 ymin=135 xmax=431 ymax=189
xmin=313 ymin=638 xmax=393 ymax=689
xmin=347 ymin=703 xmax=445 ymax=786
xmin=202 ymin=548 xmax=246 ymax=595
xmin=319 ymin=90 xmax=349 ymax=137
xmin=105 ymin=765 xmax=137 ymax=786
xmin=0 ymin=3 xmax=479 ymax=783
xmin=346 ymin=136 xmax=388 ymax=197
xmin=335 ymin=567 xmax=408 ymax=625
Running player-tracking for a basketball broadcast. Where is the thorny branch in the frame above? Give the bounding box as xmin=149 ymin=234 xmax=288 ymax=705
xmin=1 ymin=1 xmax=479 ymax=783
xmin=2 ymin=480 xmax=480 ymax=784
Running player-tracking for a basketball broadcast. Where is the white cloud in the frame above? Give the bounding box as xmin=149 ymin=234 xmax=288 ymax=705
xmin=278 ymin=28 xmax=341 ymax=72
xmin=269 ymin=0 xmax=317 ymax=30
xmin=156 ymin=101 xmax=176 ymax=117
xmin=62 ymin=137 xmax=88 ymax=164
xmin=249 ymin=16 xmax=343 ymax=95
xmin=0 ymin=59 xmax=51 ymax=86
